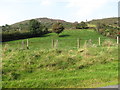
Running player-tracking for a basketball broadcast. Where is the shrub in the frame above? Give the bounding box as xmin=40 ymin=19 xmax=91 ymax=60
xmin=75 ymin=21 xmax=88 ymax=29
xmin=52 ymin=23 xmax=64 ymax=36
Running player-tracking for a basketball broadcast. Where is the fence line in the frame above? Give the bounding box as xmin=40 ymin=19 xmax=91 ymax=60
xmin=2 ymin=36 xmax=119 ymax=50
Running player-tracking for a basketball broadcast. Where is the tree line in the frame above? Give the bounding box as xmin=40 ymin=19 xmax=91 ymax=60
xmin=2 ymin=19 xmax=49 ymax=42
xmin=2 ymin=19 xmax=88 ymax=42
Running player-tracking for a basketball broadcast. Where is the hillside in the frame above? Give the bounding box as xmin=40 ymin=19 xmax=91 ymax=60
xmin=2 ymin=17 xmax=119 ymax=42
xmin=2 ymin=17 xmax=118 ymax=30
xmin=2 ymin=29 xmax=118 ymax=88
xmin=3 ymin=29 xmax=116 ymax=50
xmin=11 ymin=17 xmax=73 ymax=30
xmin=9 ymin=17 xmax=118 ymax=32
xmin=88 ymin=17 xmax=118 ymax=27
xmin=2 ymin=17 xmax=118 ymax=32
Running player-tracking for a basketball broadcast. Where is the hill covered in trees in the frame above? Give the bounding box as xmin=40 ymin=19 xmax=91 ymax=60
xmin=10 ymin=17 xmax=73 ymax=31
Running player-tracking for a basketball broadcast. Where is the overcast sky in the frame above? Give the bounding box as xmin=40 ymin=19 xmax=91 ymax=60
xmin=0 ymin=0 xmax=119 ymax=26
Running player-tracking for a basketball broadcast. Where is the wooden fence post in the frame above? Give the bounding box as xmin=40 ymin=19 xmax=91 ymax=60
xmin=84 ymin=40 xmax=87 ymax=58
xmin=98 ymin=37 xmax=101 ymax=46
xmin=89 ymin=39 xmax=92 ymax=45
xmin=55 ymin=40 xmax=58 ymax=49
xmin=117 ymin=36 xmax=119 ymax=44
xmin=77 ymin=38 xmax=80 ymax=49
xmin=22 ymin=40 xmax=24 ymax=49
xmin=26 ymin=39 xmax=29 ymax=49
xmin=52 ymin=39 xmax=54 ymax=48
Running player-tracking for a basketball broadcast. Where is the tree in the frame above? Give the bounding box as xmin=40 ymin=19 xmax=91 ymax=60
xmin=41 ymin=25 xmax=48 ymax=33
xmin=29 ymin=19 xmax=43 ymax=35
xmin=75 ymin=21 xmax=88 ymax=29
xmin=2 ymin=24 xmax=11 ymax=32
xmin=75 ymin=23 xmax=81 ymax=29
xmin=80 ymin=21 xmax=88 ymax=29
xmin=52 ymin=22 xmax=64 ymax=36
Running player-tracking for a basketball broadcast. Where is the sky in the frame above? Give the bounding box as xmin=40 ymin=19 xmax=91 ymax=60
xmin=0 ymin=0 xmax=119 ymax=26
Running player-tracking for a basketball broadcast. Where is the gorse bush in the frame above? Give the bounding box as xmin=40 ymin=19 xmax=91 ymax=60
xmin=95 ymin=23 xmax=119 ymax=38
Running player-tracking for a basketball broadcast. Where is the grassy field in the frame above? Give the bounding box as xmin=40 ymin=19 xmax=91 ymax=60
xmin=2 ymin=29 xmax=118 ymax=88
xmin=3 ymin=29 xmax=116 ymax=50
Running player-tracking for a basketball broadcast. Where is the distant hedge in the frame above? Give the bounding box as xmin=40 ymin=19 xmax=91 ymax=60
xmin=2 ymin=19 xmax=49 ymax=42
xmin=2 ymin=31 xmax=49 ymax=42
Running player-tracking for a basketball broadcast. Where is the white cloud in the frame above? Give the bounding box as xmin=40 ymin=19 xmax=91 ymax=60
xmin=40 ymin=0 xmax=68 ymax=6
xmin=40 ymin=0 xmax=53 ymax=6
xmin=0 ymin=0 xmax=118 ymax=25
xmin=66 ymin=0 xmax=106 ymax=16
xmin=1 ymin=0 xmax=34 ymax=2
xmin=64 ymin=0 xmax=118 ymax=21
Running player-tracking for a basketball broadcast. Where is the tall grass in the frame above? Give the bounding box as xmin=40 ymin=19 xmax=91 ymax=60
xmin=2 ymin=29 xmax=118 ymax=88
xmin=2 ymin=46 xmax=118 ymax=88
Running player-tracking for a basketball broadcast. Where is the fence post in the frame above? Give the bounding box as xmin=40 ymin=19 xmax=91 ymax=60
xmin=26 ymin=39 xmax=29 ymax=49
xmin=89 ymin=39 xmax=92 ymax=46
xmin=84 ymin=40 xmax=87 ymax=58
xmin=98 ymin=37 xmax=101 ymax=46
xmin=22 ymin=40 xmax=24 ymax=49
xmin=52 ymin=39 xmax=54 ymax=48
xmin=55 ymin=40 xmax=58 ymax=49
xmin=117 ymin=36 xmax=119 ymax=44
xmin=77 ymin=38 xmax=80 ymax=49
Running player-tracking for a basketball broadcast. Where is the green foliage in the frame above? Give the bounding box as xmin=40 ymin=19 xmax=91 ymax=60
xmin=2 ymin=31 xmax=32 ymax=42
xmin=2 ymin=46 xmax=118 ymax=88
xmin=2 ymin=20 xmax=49 ymax=42
xmin=75 ymin=23 xmax=81 ymax=29
xmin=2 ymin=24 xmax=11 ymax=32
xmin=52 ymin=23 xmax=64 ymax=35
xmin=88 ymin=17 xmax=118 ymax=27
xmin=29 ymin=19 xmax=43 ymax=35
xmin=3 ymin=29 xmax=116 ymax=50
xmin=2 ymin=29 xmax=118 ymax=88
xmin=95 ymin=23 xmax=119 ymax=38
xmin=80 ymin=21 xmax=88 ymax=29
xmin=41 ymin=25 xmax=48 ymax=33
xmin=75 ymin=21 xmax=88 ymax=29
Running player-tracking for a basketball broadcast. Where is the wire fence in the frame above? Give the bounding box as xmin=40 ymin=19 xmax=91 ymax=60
xmin=2 ymin=36 xmax=119 ymax=50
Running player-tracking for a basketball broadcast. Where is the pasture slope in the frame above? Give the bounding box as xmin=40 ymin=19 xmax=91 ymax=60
xmin=2 ymin=29 xmax=118 ymax=88
xmin=3 ymin=29 xmax=116 ymax=50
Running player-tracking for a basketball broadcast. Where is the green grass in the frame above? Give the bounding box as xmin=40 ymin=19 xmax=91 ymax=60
xmin=2 ymin=29 xmax=118 ymax=88
xmin=2 ymin=46 xmax=118 ymax=88
xmin=3 ymin=29 xmax=116 ymax=50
